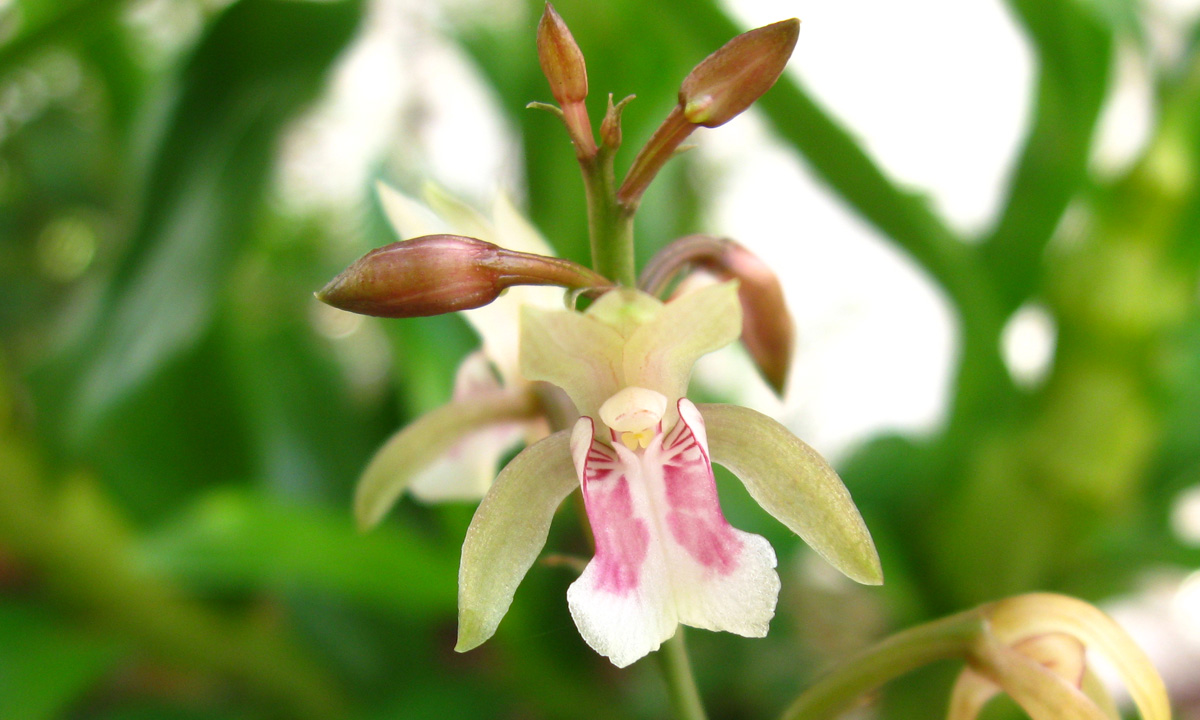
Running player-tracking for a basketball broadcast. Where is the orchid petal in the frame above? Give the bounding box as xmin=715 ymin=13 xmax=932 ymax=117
xmin=354 ymin=391 xmax=535 ymax=530
xmin=1081 ymin=668 xmax=1122 ymax=720
xmin=984 ymin=593 xmax=1170 ymax=720
xmin=946 ymin=667 xmax=1001 ymax=720
xmin=625 ymin=281 xmax=741 ymax=426
xmin=567 ymin=416 xmax=675 ymax=666
xmin=491 ymin=192 xmax=556 ymax=257
xmin=456 ymin=430 xmax=578 ymax=653
xmin=376 ymin=181 xmax=444 ymax=239
xmin=567 ymin=404 xmax=779 ymax=667
xmin=651 ymin=400 xmax=778 ymax=637
xmin=697 ymin=403 xmax=883 ymax=585
xmin=407 ymin=423 xmax=526 ymax=502
xmin=420 ymin=182 xmax=494 ymax=242
xmin=520 ymin=305 xmax=624 ymax=422
xmin=970 ymin=636 xmax=1109 ymax=720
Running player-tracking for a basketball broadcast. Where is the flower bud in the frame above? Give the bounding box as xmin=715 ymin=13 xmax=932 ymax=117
xmin=599 ymin=93 xmax=634 ymax=150
xmin=317 ymin=235 xmax=503 ymax=318
xmin=537 ymin=3 xmax=588 ymax=106
xmin=639 ymin=235 xmax=794 ymax=395
xmin=317 ymin=235 xmax=611 ymax=319
xmin=679 ymin=18 xmax=799 ymax=128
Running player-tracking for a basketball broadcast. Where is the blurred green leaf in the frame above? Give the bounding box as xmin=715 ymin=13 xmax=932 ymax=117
xmin=58 ymin=0 xmax=362 ymax=441
xmin=138 ymin=488 xmax=458 ymax=616
xmin=0 ymin=600 xmax=126 ymax=720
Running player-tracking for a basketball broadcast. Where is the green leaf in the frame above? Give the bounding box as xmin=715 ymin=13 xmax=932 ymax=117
xmin=138 ymin=488 xmax=457 ymax=616
xmin=62 ymin=0 xmax=363 ymax=439
xmin=697 ymin=403 xmax=883 ymax=585
xmin=0 ymin=601 xmax=125 ymax=720
xmin=456 ymin=429 xmax=577 ymax=653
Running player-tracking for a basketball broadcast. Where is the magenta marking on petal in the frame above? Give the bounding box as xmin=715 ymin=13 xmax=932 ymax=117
xmin=659 ymin=412 xmax=742 ymax=573
xmin=580 ymin=438 xmax=649 ymax=595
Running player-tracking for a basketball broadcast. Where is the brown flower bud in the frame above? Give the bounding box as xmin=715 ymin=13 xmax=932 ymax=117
xmin=317 ymin=234 xmax=611 ymax=319
xmin=679 ymin=18 xmax=799 ymax=128
xmin=537 ymin=3 xmax=588 ymax=106
xmin=639 ymin=234 xmax=794 ymax=394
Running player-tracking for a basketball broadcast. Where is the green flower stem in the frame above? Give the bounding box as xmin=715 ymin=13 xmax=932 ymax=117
xmin=780 ymin=610 xmax=985 ymax=720
xmin=659 ymin=629 xmax=709 ymax=720
xmin=582 ymin=148 xmax=637 ymax=286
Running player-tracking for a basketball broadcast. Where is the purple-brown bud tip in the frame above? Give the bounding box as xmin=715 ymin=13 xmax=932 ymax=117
xmin=679 ymin=18 xmax=799 ymax=128
xmin=639 ymin=235 xmax=794 ymax=395
xmin=726 ymin=246 xmax=795 ymax=395
xmin=537 ymin=3 xmax=588 ymax=106
xmin=316 ymin=235 xmax=505 ymax=319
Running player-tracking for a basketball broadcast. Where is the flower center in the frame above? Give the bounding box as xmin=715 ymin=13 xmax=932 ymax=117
xmin=598 ymin=386 xmax=668 ymax=450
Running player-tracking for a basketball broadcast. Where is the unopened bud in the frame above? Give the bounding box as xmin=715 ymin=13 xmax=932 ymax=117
xmin=640 ymin=235 xmax=794 ymax=394
xmin=317 ymin=234 xmax=612 ymax=319
xmin=600 ymin=93 xmax=634 ymax=150
xmin=537 ymin=3 xmax=588 ymax=105
xmin=679 ymin=18 xmax=799 ymax=128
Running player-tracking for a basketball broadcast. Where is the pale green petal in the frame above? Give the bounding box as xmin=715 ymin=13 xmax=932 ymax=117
xmin=1081 ymin=668 xmax=1121 ymax=720
xmin=421 ymin=182 xmax=494 ymax=242
xmin=946 ymin=668 xmax=1000 ymax=720
xmin=697 ymin=403 xmax=883 ymax=585
xmin=354 ymin=392 xmax=535 ymax=530
xmin=376 ymin=181 xmax=445 ymax=239
xmin=456 ymin=430 xmax=578 ymax=652
xmin=520 ymin=305 xmax=625 ymax=421
xmin=491 ymin=192 xmax=555 ymax=256
xmin=626 ymin=282 xmax=742 ymax=421
xmin=971 ymin=637 xmax=1109 ymax=720
xmin=985 ymin=594 xmax=1171 ymax=720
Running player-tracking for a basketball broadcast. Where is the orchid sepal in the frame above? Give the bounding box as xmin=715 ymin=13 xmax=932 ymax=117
xmin=520 ymin=281 xmax=742 ymax=429
xmin=456 ymin=429 xmax=579 ymax=653
xmin=354 ymin=389 xmax=538 ymax=531
xmin=697 ymin=402 xmax=882 ymax=585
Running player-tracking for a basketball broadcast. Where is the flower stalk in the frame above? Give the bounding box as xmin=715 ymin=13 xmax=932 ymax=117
xmin=659 ymin=630 xmax=709 ymax=720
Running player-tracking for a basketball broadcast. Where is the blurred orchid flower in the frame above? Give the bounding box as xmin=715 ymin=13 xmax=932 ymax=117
xmin=949 ymin=593 xmax=1171 ymax=720
xmin=351 ymin=183 xmax=567 ymax=518
xmin=456 ymin=282 xmax=882 ymax=667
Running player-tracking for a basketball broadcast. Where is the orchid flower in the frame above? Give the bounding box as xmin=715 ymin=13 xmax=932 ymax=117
xmin=949 ymin=594 xmax=1171 ymax=720
xmin=351 ymin=183 xmax=566 ymax=513
xmin=322 ymin=8 xmax=880 ymax=671
xmin=456 ymin=281 xmax=882 ymax=667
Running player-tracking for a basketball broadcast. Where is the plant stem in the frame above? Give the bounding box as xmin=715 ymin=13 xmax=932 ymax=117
xmin=779 ymin=610 xmax=985 ymax=720
xmin=659 ymin=629 xmax=709 ymax=720
xmin=581 ymin=149 xmax=637 ymax=286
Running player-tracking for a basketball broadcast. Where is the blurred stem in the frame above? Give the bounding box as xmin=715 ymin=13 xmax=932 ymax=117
xmin=582 ymin=146 xmax=637 ymax=285
xmin=658 ymin=629 xmax=708 ymax=720
xmin=780 ymin=610 xmax=985 ymax=720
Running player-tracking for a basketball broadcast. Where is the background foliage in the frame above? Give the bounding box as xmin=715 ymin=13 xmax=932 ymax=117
xmin=2 ymin=0 xmax=1199 ymax=718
